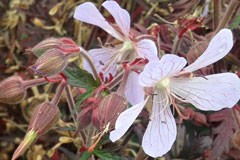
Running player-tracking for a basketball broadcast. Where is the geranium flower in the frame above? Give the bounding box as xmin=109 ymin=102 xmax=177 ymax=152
xmin=73 ymin=0 xmax=159 ymax=105
xmin=110 ymin=29 xmax=240 ymax=157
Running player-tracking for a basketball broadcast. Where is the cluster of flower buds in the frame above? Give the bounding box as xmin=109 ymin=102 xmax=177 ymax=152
xmin=28 ymin=38 xmax=80 ymax=77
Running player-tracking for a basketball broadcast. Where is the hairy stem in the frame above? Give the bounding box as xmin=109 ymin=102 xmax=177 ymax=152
xmin=215 ymin=0 xmax=240 ymax=33
xmin=51 ymin=81 xmax=66 ymax=105
xmin=23 ymin=78 xmax=47 ymax=88
xmin=78 ymin=47 xmax=99 ymax=80
xmin=23 ymin=75 xmax=62 ymax=89
xmin=213 ymin=0 xmax=221 ymax=29
xmin=65 ymin=85 xmax=77 ymax=124
xmin=172 ymin=36 xmax=180 ymax=54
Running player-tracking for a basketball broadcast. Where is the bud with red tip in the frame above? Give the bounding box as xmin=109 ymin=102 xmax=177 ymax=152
xmin=29 ymin=49 xmax=69 ymax=76
xmin=26 ymin=37 xmax=80 ymax=56
xmin=26 ymin=38 xmax=61 ymax=56
xmin=0 ymin=76 xmax=26 ymax=104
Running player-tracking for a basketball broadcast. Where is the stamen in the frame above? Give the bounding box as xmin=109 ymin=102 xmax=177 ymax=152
xmin=88 ymin=123 xmax=110 ymax=152
xmin=170 ymin=92 xmax=189 ymax=103
xmin=170 ymin=96 xmax=188 ymax=120
xmin=151 ymin=91 xmax=171 ymax=119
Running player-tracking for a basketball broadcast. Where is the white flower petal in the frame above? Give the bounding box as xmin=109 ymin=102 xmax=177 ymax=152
xmin=135 ymin=39 xmax=159 ymax=61
xmin=102 ymin=0 xmax=130 ymax=37
xmin=124 ymin=72 xmax=145 ymax=105
xmin=110 ymin=97 xmax=149 ymax=142
xmin=138 ymin=54 xmax=187 ymax=87
xmin=142 ymin=91 xmax=177 ymax=158
xmin=170 ymin=73 xmax=240 ymax=111
xmin=73 ymin=2 xmax=123 ymax=41
xmin=184 ymin=29 xmax=233 ymax=72
xmin=83 ymin=47 xmax=118 ymax=78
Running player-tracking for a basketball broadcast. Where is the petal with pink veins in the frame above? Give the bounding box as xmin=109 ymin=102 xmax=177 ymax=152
xmin=142 ymin=91 xmax=177 ymax=158
xmin=73 ymin=2 xmax=123 ymax=41
xmin=83 ymin=47 xmax=118 ymax=79
xmin=184 ymin=29 xmax=233 ymax=73
xmin=124 ymin=72 xmax=144 ymax=105
xmin=110 ymin=97 xmax=149 ymax=142
xmin=135 ymin=39 xmax=159 ymax=61
xmin=170 ymin=73 xmax=240 ymax=111
xmin=102 ymin=1 xmax=130 ymax=38
xmin=138 ymin=54 xmax=187 ymax=87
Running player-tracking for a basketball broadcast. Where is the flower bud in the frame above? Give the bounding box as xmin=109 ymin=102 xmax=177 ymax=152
xmin=26 ymin=38 xmax=61 ymax=56
xmin=92 ymin=93 xmax=127 ymax=130
xmin=26 ymin=38 xmax=80 ymax=56
xmin=29 ymin=48 xmax=68 ymax=76
xmin=28 ymin=102 xmax=60 ymax=135
xmin=0 ymin=76 xmax=26 ymax=104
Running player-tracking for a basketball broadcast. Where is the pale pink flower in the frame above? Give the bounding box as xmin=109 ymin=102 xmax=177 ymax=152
xmin=74 ymin=0 xmax=158 ymax=105
xmin=110 ymin=29 xmax=240 ymax=157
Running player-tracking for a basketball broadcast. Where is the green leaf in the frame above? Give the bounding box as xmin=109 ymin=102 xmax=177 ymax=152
xmin=229 ymin=13 xmax=240 ymax=29
xmin=70 ymin=88 xmax=95 ymax=117
xmin=93 ymin=150 xmax=122 ymax=160
xmin=79 ymin=151 xmax=92 ymax=160
xmin=64 ymin=64 xmax=100 ymax=89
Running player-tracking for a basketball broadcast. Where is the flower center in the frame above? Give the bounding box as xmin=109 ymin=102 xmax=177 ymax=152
xmin=156 ymin=78 xmax=170 ymax=90
xmin=122 ymin=40 xmax=133 ymax=52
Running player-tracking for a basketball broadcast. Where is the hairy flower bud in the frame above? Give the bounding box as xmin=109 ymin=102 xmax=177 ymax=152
xmin=26 ymin=37 xmax=80 ymax=56
xmin=29 ymin=49 xmax=68 ymax=76
xmin=0 ymin=76 xmax=26 ymax=104
xmin=92 ymin=93 xmax=127 ymax=130
xmin=12 ymin=98 xmax=61 ymax=159
xmin=26 ymin=38 xmax=61 ymax=56
xmin=28 ymin=102 xmax=60 ymax=135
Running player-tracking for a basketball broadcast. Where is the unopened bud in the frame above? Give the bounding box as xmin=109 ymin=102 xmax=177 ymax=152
xmin=93 ymin=93 xmax=127 ymax=130
xmin=28 ymin=102 xmax=60 ymax=135
xmin=26 ymin=38 xmax=61 ymax=56
xmin=26 ymin=38 xmax=80 ymax=56
xmin=29 ymin=49 xmax=68 ymax=76
xmin=0 ymin=76 xmax=26 ymax=104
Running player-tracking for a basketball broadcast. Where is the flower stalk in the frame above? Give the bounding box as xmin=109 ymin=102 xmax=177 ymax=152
xmin=215 ymin=0 xmax=240 ymax=33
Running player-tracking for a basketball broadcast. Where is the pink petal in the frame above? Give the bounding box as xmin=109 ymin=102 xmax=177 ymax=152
xmin=135 ymin=39 xmax=159 ymax=61
xmin=83 ymin=47 xmax=118 ymax=78
xmin=142 ymin=91 xmax=177 ymax=158
xmin=73 ymin=2 xmax=123 ymax=41
xmin=110 ymin=97 xmax=149 ymax=142
xmin=138 ymin=54 xmax=187 ymax=87
xmin=184 ymin=29 xmax=233 ymax=72
xmin=170 ymin=73 xmax=240 ymax=111
xmin=124 ymin=72 xmax=144 ymax=105
xmin=102 ymin=1 xmax=130 ymax=38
